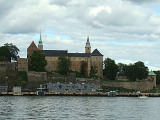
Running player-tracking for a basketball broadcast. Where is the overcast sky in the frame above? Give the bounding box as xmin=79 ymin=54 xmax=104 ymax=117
xmin=1 ymin=0 xmax=160 ymax=70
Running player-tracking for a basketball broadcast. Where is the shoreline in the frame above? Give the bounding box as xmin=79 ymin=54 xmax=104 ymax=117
xmin=0 ymin=92 xmax=160 ymax=97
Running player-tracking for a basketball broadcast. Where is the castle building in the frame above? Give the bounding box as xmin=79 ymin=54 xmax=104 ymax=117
xmin=27 ymin=34 xmax=103 ymax=78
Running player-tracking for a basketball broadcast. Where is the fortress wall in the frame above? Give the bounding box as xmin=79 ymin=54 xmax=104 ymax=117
xmin=103 ymin=81 xmax=154 ymax=91
xmin=27 ymin=71 xmax=47 ymax=82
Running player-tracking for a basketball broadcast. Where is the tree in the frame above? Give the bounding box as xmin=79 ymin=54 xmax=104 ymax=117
xmin=125 ymin=64 xmax=136 ymax=81
xmin=57 ymin=56 xmax=71 ymax=75
xmin=0 ymin=43 xmax=19 ymax=62
xmin=104 ymin=58 xmax=118 ymax=80
xmin=154 ymin=71 xmax=160 ymax=84
xmin=80 ymin=61 xmax=88 ymax=77
xmin=30 ymin=51 xmax=47 ymax=71
xmin=134 ymin=61 xmax=148 ymax=80
xmin=117 ymin=63 xmax=128 ymax=76
xmin=90 ymin=65 xmax=98 ymax=78
xmin=126 ymin=61 xmax=148 ymax=81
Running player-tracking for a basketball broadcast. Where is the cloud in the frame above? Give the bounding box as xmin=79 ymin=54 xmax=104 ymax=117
xmin=0 ymin=0 xmax=160 ymax=70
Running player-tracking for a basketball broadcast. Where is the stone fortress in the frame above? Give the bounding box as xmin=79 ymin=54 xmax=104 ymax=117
xmin=15 ymin=33 xmax=157 ymax=91
xmin=27 ymin=33 xmax=103 ymax=78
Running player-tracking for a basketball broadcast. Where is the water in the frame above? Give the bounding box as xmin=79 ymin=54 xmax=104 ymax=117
xmin=0 ymin=96 xmax=160 ymax=120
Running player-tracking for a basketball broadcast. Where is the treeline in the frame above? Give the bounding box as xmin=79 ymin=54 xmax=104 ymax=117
xmin=104 ymin=58 xmax=149 ymax=81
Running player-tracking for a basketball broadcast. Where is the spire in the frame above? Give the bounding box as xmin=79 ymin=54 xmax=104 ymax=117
xmin=38 ymin=29 xmax=43 ymax=50
xmin=38 ymin=29 xmax=43 ymax=46
xmin=86 ymin=36 xmax=90 ymax=46
xmin=87 ymin=36 xmax=89 ymax=42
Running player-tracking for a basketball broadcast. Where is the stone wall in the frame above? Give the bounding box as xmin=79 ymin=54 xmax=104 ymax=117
xmin=17 ymin=58 xmax=28 ymax=72
xmin=103 ymin=81 xmax=154 ymax=91
xmin=0 ymin=62 xmax=16 ymax=71
xmin=27 ymin=71 xmax=47 ymax=82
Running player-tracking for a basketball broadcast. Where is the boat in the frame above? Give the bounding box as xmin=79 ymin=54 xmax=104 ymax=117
xmin=139 ymin=95 xmax=148 ymax=98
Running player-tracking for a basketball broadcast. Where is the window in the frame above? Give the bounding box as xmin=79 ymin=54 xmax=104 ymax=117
xmin=99 ymin=63 xmax=101 ymax=67
xmin=79 ymin=58 xmax=81 ymax=60
xmin=96 ymin=57 xmax=98 ymax=60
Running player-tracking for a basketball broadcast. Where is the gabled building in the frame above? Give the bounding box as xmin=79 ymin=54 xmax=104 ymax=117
xmin=27 ymin=34 xmax=103 ymax=77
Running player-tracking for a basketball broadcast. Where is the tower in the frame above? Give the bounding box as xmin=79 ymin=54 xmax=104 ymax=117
xmin=38 ymin=31 xmax=43 ymax=50
xmin=85 ymin=36 xmax=91 ymax=53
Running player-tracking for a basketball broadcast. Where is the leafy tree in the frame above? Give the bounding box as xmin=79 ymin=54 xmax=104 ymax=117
xmin=4 ymin=43 xmax=19 ymax=61
xmin=134 ymin=61 xmax=148 ymax=80
xmin=30 ymin=51 xmax=47 ymax=71
xmin=125 ymin=64 xmax=136 ymax=81
xmin=104 ymin=58 xmax=118 ymax=80
xmin=125 ymin=61 xmax=148 ymax=81
xmin=0 ymin=43 xmax=19 ymax=62
xmin=57 ymin=56 xmax=71 ymax=75
xmin=154 ymin=71 xmax=160 ymax=84
xmin=117 ymin=63 xmax=127 ymax=76
xmin=90 ymin=65 xmax=98 ymax=78
xmin=80 ymin=61 xmax=88 ymax=77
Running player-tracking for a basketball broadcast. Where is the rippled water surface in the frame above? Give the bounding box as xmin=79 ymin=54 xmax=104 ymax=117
xmin=0 ymin=96 xmax=160 ymax=120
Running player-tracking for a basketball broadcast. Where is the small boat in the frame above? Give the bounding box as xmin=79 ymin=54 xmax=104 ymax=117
xmin=139 ymin=95 xmax=148 ymax=99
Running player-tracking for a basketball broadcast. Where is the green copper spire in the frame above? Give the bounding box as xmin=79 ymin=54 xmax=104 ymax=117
xmin=38 ymin=30 xmax=43 ymax=46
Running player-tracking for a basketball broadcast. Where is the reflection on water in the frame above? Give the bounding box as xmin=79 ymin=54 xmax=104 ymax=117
xmin=0 ymin=96 xmax=160 ymax=120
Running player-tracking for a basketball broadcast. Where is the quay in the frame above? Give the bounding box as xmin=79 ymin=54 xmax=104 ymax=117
xmin=0 ymin=92 xmax=160 ymax=97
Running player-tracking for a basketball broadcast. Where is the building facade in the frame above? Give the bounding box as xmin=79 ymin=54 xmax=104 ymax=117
xmin=27 ymin=34 xmax=103 ymax=78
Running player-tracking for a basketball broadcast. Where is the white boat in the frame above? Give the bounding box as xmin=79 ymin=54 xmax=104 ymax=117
xmin=139 ymin=95 xmax=148 ymax=98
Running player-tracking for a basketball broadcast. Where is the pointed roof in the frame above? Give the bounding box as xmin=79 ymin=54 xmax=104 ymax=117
xmin=91 ymin=49 xmax=103 ymax=56
xmin=27 ymin=41 xmax=38 ymax=50
xmin=87 ymin=36 xmax=89 ymax=42
xmin=38 ymin=31 xmax=43 ymax=46
xmin=148 ymin=71 xmax=156 ymax=76
xmin=85 ymin=36 xmax=90 ymax=47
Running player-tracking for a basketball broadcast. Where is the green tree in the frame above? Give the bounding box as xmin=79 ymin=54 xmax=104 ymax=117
xmin=104 ymin=58 xmax=118 ymax=80
xmin=30 ymin=51 xmax=47 ymax=71
xmin=4 ymin=43 xmax=19 ymax=61
xmin=90 ymin=65 xmax=98 ymax=78
xmin=80 ymin=61 xmax=88 ymax=77
xmin=126 ymin=61 xmax=148 ymax=81
xmin=117 ymin=63 xmax=127 ymax=76
xmin=125 ymin=64 xmax=136 ymax=81
xmin=154 ymin=71 xmax=160 ymax=84
xmin=0 ymin=43 xmax=19 ymax=62
xmin=57 ymin=56 xmax=71 ymax=75
xmin=134 ymin=61 xmax=148 ymax=80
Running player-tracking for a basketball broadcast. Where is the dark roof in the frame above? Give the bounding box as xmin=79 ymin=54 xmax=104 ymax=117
xmin=68 ymin=53 xmax=91 ymax=57
xmin=91 ymin=49 xmax=103 ymax=56
xmin=40 ymin=50 xmax=68 ymax=57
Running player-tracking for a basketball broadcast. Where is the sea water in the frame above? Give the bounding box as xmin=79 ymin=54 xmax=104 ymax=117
xmin=0 ymin=96 xmax=160 ymax=120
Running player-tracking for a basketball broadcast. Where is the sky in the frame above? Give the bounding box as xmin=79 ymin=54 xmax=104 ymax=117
xmin=0 ymin=0 xmax=160 ymax=70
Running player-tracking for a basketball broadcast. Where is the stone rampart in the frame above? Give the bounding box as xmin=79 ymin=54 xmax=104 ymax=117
xmin=17 ymin=58 xmax=28 ymax=72
xmin=0 ymin=62 xmax=16 ymax=71
xmin=27 ymin=71 xmax=47 ymax=82
xmin=103 ymin=81 xmax=154 ymax=91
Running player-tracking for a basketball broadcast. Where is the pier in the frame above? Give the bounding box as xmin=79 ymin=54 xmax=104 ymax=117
xmin=0 ymin=92 xmax=160 ymax=97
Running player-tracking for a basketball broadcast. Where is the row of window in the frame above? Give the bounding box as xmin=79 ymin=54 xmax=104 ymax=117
xmin=46 ymin=57 xmax=102 ymax=61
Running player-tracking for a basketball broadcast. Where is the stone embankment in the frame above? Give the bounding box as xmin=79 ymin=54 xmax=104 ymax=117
xmin=27 ymin=71 xmax=155 ymax=92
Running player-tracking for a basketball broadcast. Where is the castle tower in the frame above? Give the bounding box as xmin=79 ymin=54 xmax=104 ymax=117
xmin=147 ymin=71 xmax=156 ymax=88
xmin=85 ymin=36 xmax=91 ymax=53
xmin=38 ymin=31 xmax=43 ymax=50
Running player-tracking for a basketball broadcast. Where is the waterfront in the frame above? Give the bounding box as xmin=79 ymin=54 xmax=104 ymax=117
xmin=0 ymin=96 xmax=160 ymax=120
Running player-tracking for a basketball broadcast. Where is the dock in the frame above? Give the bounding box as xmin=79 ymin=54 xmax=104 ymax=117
xmin=0 ymin=92 xmax=160 ymax=97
